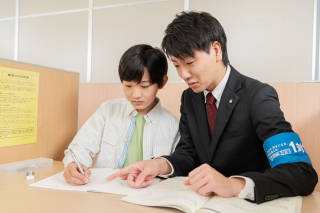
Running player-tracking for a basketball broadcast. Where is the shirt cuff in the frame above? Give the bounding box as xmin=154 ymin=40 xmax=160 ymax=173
xmin=62 ymin=150 xmax=74 ymax=167
xmin=231 ymin=175 xmax=255 ymax=201
xmin=155 ymin=157 xmax=174 ymax=178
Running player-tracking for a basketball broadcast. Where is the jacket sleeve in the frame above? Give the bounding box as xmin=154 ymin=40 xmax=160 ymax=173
xmin=242 ymin=84 xmax=318 ymax=203
xmin=164 ymin=90 xmax=200 ymax=176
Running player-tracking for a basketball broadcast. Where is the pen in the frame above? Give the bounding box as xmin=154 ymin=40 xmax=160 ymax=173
xmin=69 ymin=149 xmax=85 ymax=175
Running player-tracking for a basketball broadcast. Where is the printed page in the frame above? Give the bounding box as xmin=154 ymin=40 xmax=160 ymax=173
xmin=0 ymin=67 xmax=39 ymax=147
xmin=122 ymin=176 xmax=209 ymax=213
xmin=198 ymin=196 xmax=302 ymax=213
xmin=30 ymin=168 xmax=159 ymax=196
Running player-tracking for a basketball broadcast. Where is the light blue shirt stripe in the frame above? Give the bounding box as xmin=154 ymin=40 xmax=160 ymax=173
xmin=117 ymin=115 xmax=136 ymax=168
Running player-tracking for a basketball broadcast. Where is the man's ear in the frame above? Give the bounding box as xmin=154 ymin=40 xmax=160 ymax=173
xmin=159 ymin=75 xmax=168 ymax=89
xmin=211 ymin=41 xmax=223 ymax=62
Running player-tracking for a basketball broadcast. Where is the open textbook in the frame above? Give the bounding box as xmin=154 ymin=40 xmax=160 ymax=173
xmin=30 ymin=168 xmax=159 ymax=196
xmin=122 ymin=177 xmax=302 ymax=213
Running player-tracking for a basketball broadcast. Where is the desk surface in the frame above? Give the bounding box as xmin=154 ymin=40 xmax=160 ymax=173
xmin=1 ymin=161 xmax=319 ymax=213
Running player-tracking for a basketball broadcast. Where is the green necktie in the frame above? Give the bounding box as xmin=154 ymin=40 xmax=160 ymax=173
xmin=123 ymin=114 xmax=146 ymax=167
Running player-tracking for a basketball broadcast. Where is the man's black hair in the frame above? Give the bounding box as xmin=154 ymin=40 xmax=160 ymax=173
xmin=118 ymin=44 xmax=168 ymax=87
xmin=162 ymin=11 xmax=229 ymax=66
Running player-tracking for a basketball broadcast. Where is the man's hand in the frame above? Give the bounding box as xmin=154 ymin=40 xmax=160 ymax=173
xmin=63 ymin=162 xmax=91 ymax=185
xmin=107 ymin=158 xmax=171 ymax=188
xmin=184 ymin=164 xmax=245 ymax=197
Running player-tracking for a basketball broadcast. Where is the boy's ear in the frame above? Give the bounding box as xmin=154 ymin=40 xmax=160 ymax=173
xmin=159 ymin=75 xmax=168 ymax=89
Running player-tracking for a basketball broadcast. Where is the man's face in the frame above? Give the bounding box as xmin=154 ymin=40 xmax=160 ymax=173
xmin=122 ymin=68 xmax=160 ymax=114
xmin=170 ymin=42 xmax=222 ymax=93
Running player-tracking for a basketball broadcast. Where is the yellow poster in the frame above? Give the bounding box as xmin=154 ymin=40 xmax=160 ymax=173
xmin=0 ymin=66 xmax=39 ymax=147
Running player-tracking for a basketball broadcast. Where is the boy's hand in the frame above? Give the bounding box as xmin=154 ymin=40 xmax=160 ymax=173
xmin=63 ymin=162 xmax=91 ymax=185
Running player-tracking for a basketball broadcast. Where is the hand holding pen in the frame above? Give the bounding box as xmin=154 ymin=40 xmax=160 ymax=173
xmin=63 ymin=149 xmax=91 ymax=185
xmin=70 ymin=149 xmax=85 ymax=175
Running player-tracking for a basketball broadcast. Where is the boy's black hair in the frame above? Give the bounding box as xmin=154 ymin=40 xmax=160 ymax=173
xmin=162 ymin=11 xmax=229 ymax=66
xmin=118 ymin=44 xmax=168 ymax=87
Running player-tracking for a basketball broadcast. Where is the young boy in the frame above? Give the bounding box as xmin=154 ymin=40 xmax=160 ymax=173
xmin=63 ymin=44 xmax=180 ymax=185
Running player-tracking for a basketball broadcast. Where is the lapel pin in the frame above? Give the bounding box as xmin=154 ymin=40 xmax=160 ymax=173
xmin=229 ymin=99 xmax=233 ymax=104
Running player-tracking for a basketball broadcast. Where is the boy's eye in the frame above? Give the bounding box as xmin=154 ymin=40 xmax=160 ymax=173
xmin=186 ymin=61 xmax=194 ymax=65
xmin=125 ymin=85 xmax=132 ymax=88
xmin=141 ymin=85 xmax=150 ymax=89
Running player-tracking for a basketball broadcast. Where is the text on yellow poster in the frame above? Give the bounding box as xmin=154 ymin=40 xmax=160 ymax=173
xmin=0 ymin=66 xmax=39 ymax=147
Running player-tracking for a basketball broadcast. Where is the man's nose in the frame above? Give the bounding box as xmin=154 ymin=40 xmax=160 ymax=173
xmin=179 ymin=67 xmax=192 ymax=81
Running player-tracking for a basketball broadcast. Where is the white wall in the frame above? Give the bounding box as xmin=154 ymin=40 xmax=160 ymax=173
xmin=0 ymin=0 xmax=315 ymax=83
xmin=91 ymin=0 xmax=183 ymax=82
xmin=191 ymin=0 xmax=315 ymax=82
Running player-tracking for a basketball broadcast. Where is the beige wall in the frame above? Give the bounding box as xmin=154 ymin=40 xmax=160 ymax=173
xmin=0 ymin=0 xmax=316 ymax=83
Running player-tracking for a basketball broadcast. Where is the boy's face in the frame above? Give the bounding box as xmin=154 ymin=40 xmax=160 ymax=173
xmin=122 ymin=68 xmax=159 ymax=114
xmin=170 ymin=42 xmax=224 ymax=93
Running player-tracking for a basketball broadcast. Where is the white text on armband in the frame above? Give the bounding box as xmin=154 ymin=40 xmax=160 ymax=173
xmin=263 ymin=132 xmax=311 ymax=168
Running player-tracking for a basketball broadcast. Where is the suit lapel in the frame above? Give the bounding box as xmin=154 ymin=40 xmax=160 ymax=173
xmin=191 ymin=93 xmax=211 ymax=161
xmin=209 ymin=67 xmax=242 ymax=161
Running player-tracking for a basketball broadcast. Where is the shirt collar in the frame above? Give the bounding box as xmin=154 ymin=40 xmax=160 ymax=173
xmin=203 ymin=64 xmax=231 ymax=108
xmin=125 ymin=98 xmax=162 ymax=123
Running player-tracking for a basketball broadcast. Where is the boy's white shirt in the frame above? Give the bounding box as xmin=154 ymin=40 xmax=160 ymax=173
xmin=63 ymin=98 xmax=180 ymax=168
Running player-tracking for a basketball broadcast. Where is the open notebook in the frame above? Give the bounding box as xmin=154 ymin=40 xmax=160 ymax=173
xmin=122 ymin=177 xmax=302 ymax=213
xmin=30 ymin=168 xmax=159 ymax=196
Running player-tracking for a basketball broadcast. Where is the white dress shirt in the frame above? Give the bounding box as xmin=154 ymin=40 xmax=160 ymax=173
xmin=63 ymin=98 xmax=180 ymax=169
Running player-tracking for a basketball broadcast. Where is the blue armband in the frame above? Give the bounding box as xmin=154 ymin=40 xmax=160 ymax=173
xmin=263 ymin=132 xmax=311 ymax=168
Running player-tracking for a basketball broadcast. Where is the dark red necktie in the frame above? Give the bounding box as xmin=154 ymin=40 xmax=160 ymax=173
xmin=206 ymin=93 xmax=217 ymax=135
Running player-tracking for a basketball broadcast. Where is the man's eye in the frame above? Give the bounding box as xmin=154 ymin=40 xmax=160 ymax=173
xmin=125 ymin=85 xmax=132 ymax=88
xmin=186 ymin=61 xmax=194 ymax=65
xmin=141 ymin=85 xmax=150 ymax=88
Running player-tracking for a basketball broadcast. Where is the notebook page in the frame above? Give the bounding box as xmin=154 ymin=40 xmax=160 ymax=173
xmin=198 ymin=196 xmax=302 ymax=213
xmin=122 ymin=176 xmax=209 ymax=213
xmin=30 ymin=168 xmax=159 ymax=196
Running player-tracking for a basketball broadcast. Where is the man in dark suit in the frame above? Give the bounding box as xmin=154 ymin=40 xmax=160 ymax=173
xmin=108 ymin=11 xmax=318 ymax=203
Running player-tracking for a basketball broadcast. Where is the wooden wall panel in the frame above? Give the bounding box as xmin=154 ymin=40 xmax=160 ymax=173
xmin=0 ymin=59 xmax=79 ymax=163
xmin=271 ymin=83 xmax=320 ymax=191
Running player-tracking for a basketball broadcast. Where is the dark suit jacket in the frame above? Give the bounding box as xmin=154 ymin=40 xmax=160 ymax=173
xmin=165 ymin=66 xmax=318 ymax=203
